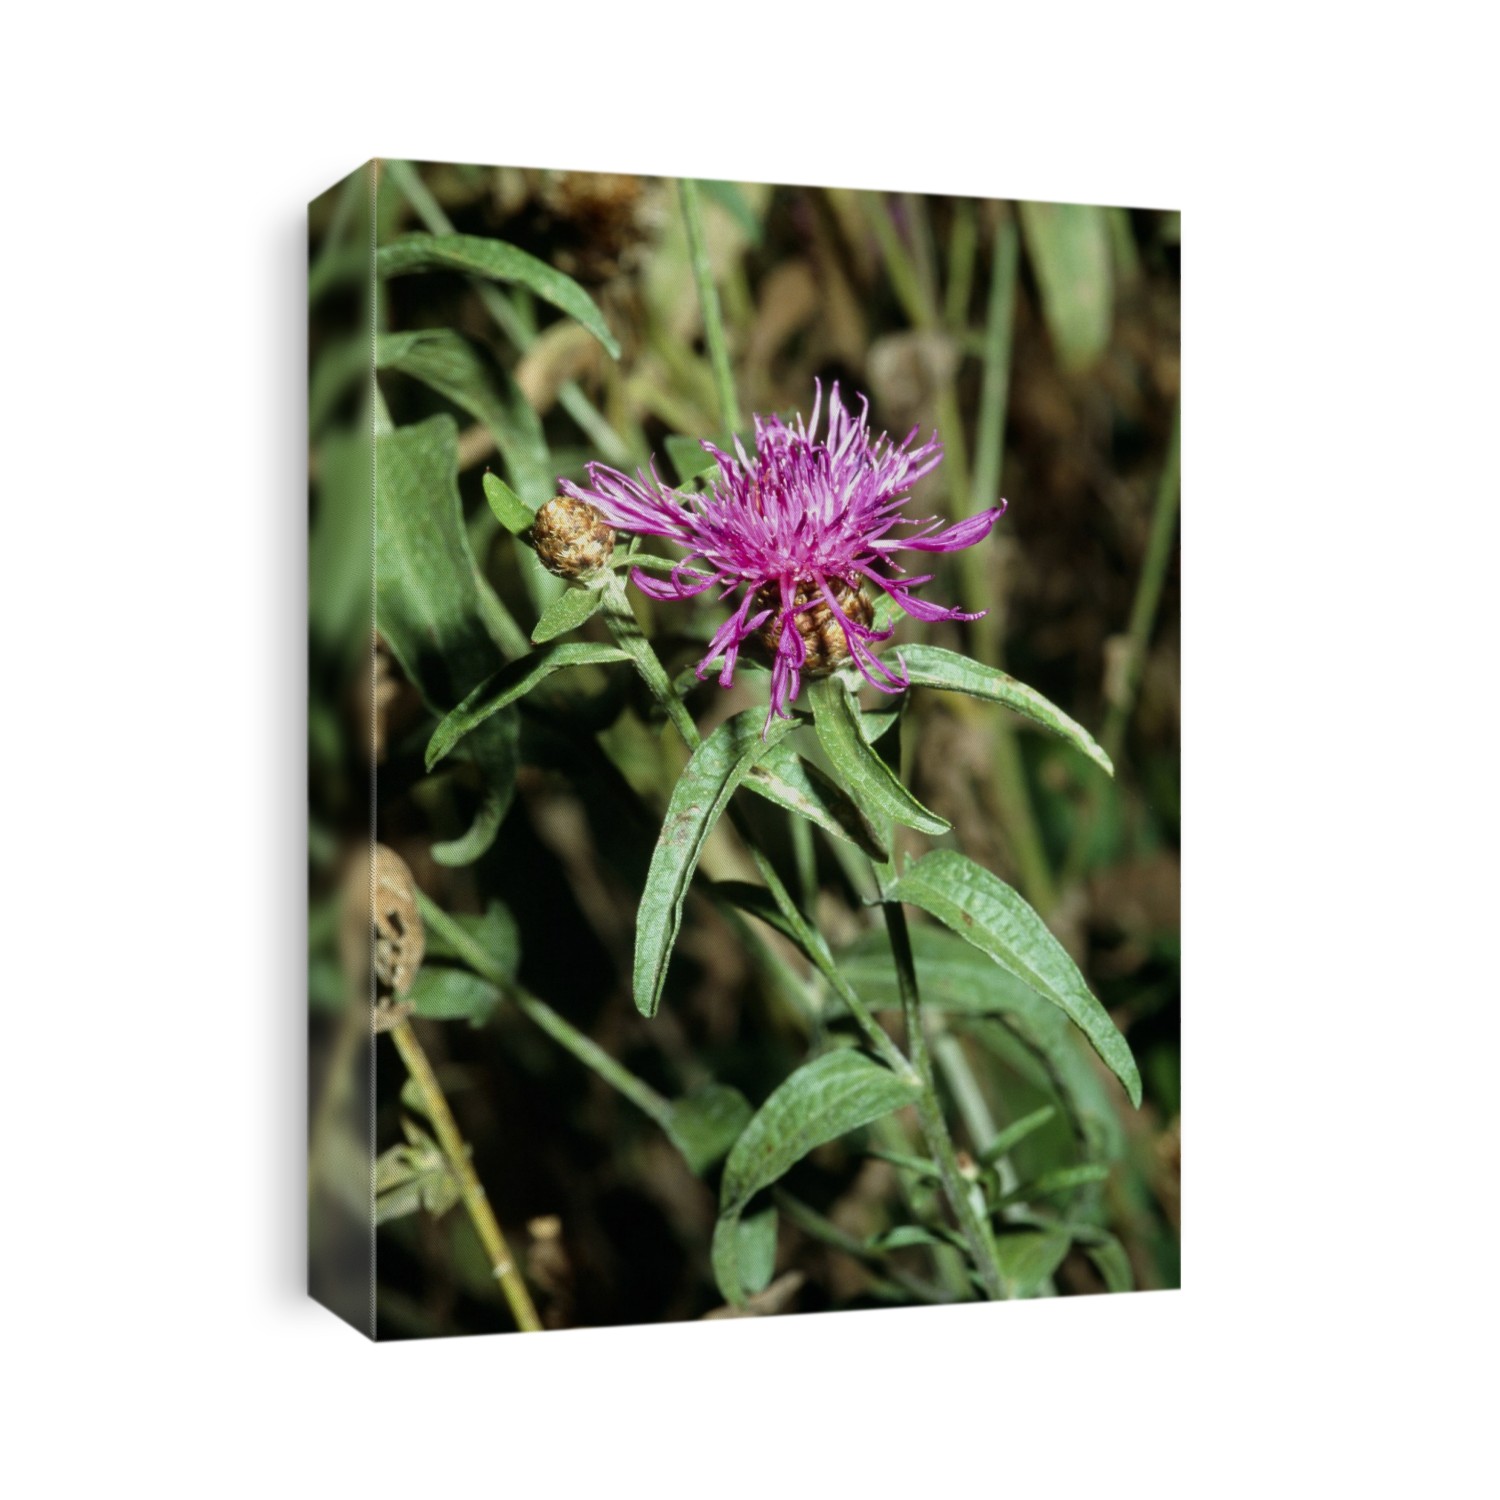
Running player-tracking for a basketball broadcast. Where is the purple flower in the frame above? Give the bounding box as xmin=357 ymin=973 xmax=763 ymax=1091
xmin=560 ymin=382 xmax=1005 ymax=727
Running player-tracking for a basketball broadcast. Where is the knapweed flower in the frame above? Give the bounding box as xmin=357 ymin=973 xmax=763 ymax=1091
xmin=560 ymin=383 xmax=1004 ymax=727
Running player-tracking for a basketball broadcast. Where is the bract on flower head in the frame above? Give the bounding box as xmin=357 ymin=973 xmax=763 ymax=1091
xmin=560 ymin=381 xmax=1005 ymax=728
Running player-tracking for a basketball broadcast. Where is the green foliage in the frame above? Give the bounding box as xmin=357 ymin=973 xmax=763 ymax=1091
xmin=374 ymin=1122 xmax=461 ymax=1225
xmin=892 ymin=850 xmax=1143 ymax=1107
xmin=530 ymin=583 xmax=606 ymax=644
xmin=407 ymin=968 xmax=502 ymax=1025
xmin=377 ymin=232 xmax=622 ymax=358
xmin=663 ymin=1084 xmax=754 ymax=1175
xmin=993 ymin=1225 xmax=1073 ymax=1297
xmin=807 ymin=676 xmax=951 ymax=836
xmin=373 ymin=415 xmax=518 ymax=865
xmin=376 ymin=329 xmax=552 ymax=506
xmin=748 ymin=745 xmax=888 ymax=859
xmin=633 ymin=708 xmax=799 ymax=1018
xmin=1018 ymin=201 xmax=1114 ymax=373
xmin=426 ymin=642 xmax=630 ymax=770
xmin=482 ymin=471 xmax=537 ymax=534
xmin=897 ymin=644 xmax=1113 ymax=775
xmin=712 ymin=1050 xmax=921 ymax=1304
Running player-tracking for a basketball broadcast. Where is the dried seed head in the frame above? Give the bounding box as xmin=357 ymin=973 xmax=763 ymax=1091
xmin=531 ymin=495 xmax=616 ymax=579
xmin=750 ymin=579 xmax=875 ymax=675
xmin=339 ymin=843 xmax=425 ymax=998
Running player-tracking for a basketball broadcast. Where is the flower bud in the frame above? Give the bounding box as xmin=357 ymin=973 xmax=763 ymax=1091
xmin=531 ymin=495 xmax=616 ymax=579
xmin=339 ymin=843 xmax=425 ymax=998
xmin=751 ymin=578 xmax=874 ymax=675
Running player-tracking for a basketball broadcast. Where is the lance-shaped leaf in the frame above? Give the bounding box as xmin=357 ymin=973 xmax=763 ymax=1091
xmin=712 ymin=1050 xmax=920 ymax=1304
xmin=406 ymin=967 xmax=502 ymax=1025
xmin=807 ymin=676 xmax=950 ymax=837
xmin=375 ymin=329 xmax=553 ymax=504
xmin=1018 ymin=201 xmax=1114 ymax=374
xmin=376 ymin=233 xmax=621 ymax=358
xmin=897 ymin=644 xmax=1113 ymax=776
xmin=375 ymin=416 xmax=518 ymax=865
xmin=663 ymin=1083 xmax=754 ymax=1176
xmin=531 ymin=583 xmax=606 ymax=644
xmin=483 ymin=471 xmax=534 ymax=534
xmin=992 ymin=1225 xmax=1073 ymax=1297
xmin=891 ymin=850 xmax=1142 ymax=1107
xmin=634 ymin=709 xmax=800 ymax=1018
xmin=746 ymin=744 xmax=888 ymax=859
xmin=426 ymin=642 xmax=630 ymax=771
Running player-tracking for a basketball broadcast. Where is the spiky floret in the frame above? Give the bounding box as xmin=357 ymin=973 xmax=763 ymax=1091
xmin=560 ymin=382 xmax=1004 ymax=727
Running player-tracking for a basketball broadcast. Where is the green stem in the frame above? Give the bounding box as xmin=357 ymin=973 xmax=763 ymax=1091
xmin=773 ymin=1189 xmax=950 ymax=1305
xmin=1063 ymin=400 xmax=1180 ymax=885
xmin=678 ymin=178 xmax=742 ymax=433
xmin=387 ymin=1018 xmax=543 ymax=1332
xmin=415 ymin=891 xmax=675 ymax=1131
xmin=1101 ymin=400 xmax=1181 ymax=769
xmin=878 ymin=878 xmax=1006 ymax=1300
xmin=863 ymin=192 xmax=933 ymax=332
xmin=943 ymin=198 xmax=979 ymax=333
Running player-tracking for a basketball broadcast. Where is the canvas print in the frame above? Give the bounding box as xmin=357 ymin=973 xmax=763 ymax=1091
xmin=308 ymin=160 xmax=1180 ymax=1337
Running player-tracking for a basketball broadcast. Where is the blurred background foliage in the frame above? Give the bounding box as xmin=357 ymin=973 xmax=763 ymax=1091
xmin=309 ymin=159 xmax=1179 ymax=1336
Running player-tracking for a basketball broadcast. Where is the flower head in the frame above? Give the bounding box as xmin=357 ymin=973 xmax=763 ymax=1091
xmin=560 ymin=382 xmax=1004 ymax=727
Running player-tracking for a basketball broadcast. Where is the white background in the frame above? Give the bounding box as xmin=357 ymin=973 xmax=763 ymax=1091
xmin=3 ymin=3 xmax=1496 ymax=1494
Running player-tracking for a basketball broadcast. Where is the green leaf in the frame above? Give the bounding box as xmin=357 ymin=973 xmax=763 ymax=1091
xmin=406 ymin=967 xmax=502 ymax=1024
xmin=426 ymin=642 xmax=630 ymax=770
xmin=1002 ymin=1163 xmax=1111 ymax=1204
xmin=376 ymin=233 xmax=621 ymax=358
xmin=531 ymin=583 xmax=605 ymax=644
xmin=483 ymin=471 xmax=535 ymax=534
xmin=735 ymin=1208 xmax=779 ymax=1297
xmin=712 ymin=1049 xmax=921 ymax=1304
xmin=1083 ymin=1232 xmax=1135 ymax=1293
xmin=979 ymin=1105 xmax=1058 ymax=1165
xmin=867 ymin=1223 xmax=968 ymax=1254
xmin=375 ymin=416 xmax=517 ymax=865
xmin=422 ymin=902 xmax=520 ymax=981
xmin=374 ymin=415 xmax=497 ymax=706
xmin=375 ymin=329 xmax=552 ymax=507
xmin=374 ymin=1131 xmax=461 ymax=1224
xmin=867 ymin=1148 xmax=945 ymax=1183
xmin=634 ymin=708 xmax=800 ymax=1019
xmin=807 ymin=676 xmax=950 ymax=837
xmin=663 ymin=433 xmax=719 ymax=485
xmin=896 ymin=644 xmax=1113 ymax=776
xmin=663 ymin=1083 xmax=754 ymax=1175
xmin=993 ymin=1226 xmax=1072 ymax=1297
xmin=1018 ymin=201 xmax=1114 ymax=374
xmin=891 ymin=850 xmax=1142 ymax=1107
xmin=746 ymin=745 xmax=888 ymax=859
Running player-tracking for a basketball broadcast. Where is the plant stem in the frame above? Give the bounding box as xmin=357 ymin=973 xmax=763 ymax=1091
xmin=387 ymin=1018 xmax=542 ymax=1332
xmin=878 ymin=880 xmax=1006 ymax=1300
xmin=773 ymin=1190 xmax=950 ymax=1305
xmin=415 ymin=891 xmax=675 ymax=1132
xmin=1100 ymin=399 xmax=1181 ymax=770
xmin=1062 ymin=399 xmax=1181 ymax=885
xmin=678 ymin=178 xmax=742 ymax=434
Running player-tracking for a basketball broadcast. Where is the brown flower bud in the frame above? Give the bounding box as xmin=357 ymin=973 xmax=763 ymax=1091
xmin=531 ymin=495 xmax=616 ymax=579
xmin=751 ymin=578 xmax=875 ymax=675
xmin=338 ymin=843 xmax=425 ymax=998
